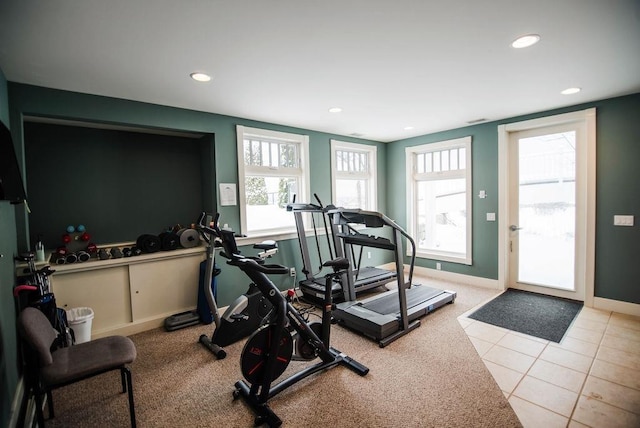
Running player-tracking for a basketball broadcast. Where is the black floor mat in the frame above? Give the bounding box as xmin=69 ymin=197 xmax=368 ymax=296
xmin=468 ymin=288 xmax=583 ymax=342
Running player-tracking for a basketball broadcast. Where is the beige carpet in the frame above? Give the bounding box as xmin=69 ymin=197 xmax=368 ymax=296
xmin=42 ymin=278 xmax=522 ymax=427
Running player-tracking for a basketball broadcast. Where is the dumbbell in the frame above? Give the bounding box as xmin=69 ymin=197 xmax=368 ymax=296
xmin=54 ymin=247 xmax=68 ymax=265
xmin=110 ymin=247 xmax=123 ymax=259
xmin=98 ymin=248 xmax=110 ymax=260
xmin=76 ymin=251 xmax=90 ymax=262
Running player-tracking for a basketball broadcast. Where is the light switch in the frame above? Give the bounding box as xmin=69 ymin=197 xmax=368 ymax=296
xmin=486 ymin=212 xmax=496 ymax=222
xmin=613 ymin=215 xmax=634 ymax=226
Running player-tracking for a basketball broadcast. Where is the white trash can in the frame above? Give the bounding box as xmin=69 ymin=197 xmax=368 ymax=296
xmin=67 ymin=307 xmax=94 ymax=344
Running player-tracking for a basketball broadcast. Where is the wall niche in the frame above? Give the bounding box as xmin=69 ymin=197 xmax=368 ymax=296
xmin=24 ymin=118 xmax=213 ymax=250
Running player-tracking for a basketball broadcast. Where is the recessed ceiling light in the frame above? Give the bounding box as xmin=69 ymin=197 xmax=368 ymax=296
xmin=328 ymin=107 xmax=342 ymax=113
xmin=561 ymin=87 xmax=581 ymax=95
xmin=404 ymin=126 xmax=414 ymax=130
xmin=190 ymin=72 xmax=211 ymax=82
xmin=511 ymin=34 xmax=541 ymax=49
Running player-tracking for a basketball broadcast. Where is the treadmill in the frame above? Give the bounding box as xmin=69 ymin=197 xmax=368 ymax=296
xmin=330 ymin=208 xmax=456 ymax=347
xmin=287 ymin=198 xmax=396 ymax=304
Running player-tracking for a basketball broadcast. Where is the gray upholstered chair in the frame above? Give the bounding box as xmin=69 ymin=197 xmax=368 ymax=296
xmin=18 ymin=307 xmax=137 ymax=427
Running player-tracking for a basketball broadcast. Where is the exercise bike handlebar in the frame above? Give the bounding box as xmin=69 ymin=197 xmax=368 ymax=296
xmin=196 ymin=212 xmax=218 ymax=236
xmin=196 ymin=212 xmax=289 ymax=275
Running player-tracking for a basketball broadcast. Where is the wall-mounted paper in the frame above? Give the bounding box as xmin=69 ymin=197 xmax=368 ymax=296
xmin=219 ymin=183 xmax=237 ymax=206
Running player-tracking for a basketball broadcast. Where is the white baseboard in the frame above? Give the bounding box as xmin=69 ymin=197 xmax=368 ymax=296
xmin=378 ymin=262 xmax=396 ymax=271
xmin=406 ymin=264 xmax=639 ymax=318
xmin=408 ymin=265 xmax=502 ymax=290
xmin=593 ymin=297 xmax=640 ymax=317
xmin=412 ymin=267 xmax=640 ymax=317
xmin=92 ymin=318 xmax=166 ymax=339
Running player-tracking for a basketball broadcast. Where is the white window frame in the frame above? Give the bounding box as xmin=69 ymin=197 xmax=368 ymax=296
xmin=236 ymin=125 xmax=310 ymax=237
xmin=406 ymin=136 xmax=472 ymax=265
xmin=330 ymin=140 xmax=377 ymax=211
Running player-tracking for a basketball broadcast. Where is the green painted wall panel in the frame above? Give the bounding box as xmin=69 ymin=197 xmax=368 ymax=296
xmin=388 ymin=92 xmax=640 ymax=304
xmin=386 ymin=122 xmax=500 ymax=278
xmin=7 ymin=82 xmax=639 ymax=306
xmin=592 ymin=95 xmax=640 ymax=303
xmin=7 ymin=83 xmax=386 ymax=307
xmin=0 ymin=67 xmax=18 ymax=428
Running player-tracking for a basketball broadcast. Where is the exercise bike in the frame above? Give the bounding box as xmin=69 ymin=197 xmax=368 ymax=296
xmin=196 ymin=213 xmax=275 ymax=359
xmin=206 ymin=214 xmax=369 ymax=427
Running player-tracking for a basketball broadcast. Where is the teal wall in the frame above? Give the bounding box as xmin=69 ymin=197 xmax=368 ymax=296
xmin=387 ymin=93 xmax=640 ymax=304
xmin=0 ymin=69 xmax=7 ymax=125
xmin=0 ymin=201 xmax=18 ymax=428
xmin=387 ymin=123 xmax=500 ymax=279
xmin=0 ymin=67 xmax=19 ymax=428
xmin=7 ymin=83 xmax=388 ymax=306
xmin=591 ymin=95 xmax=640 ymax=303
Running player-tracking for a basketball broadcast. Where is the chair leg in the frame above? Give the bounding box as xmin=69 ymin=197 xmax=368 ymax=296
xmin=121 ymin=368 xmax=127 ymax=393
xmin=122 ymin=367 xmax=136 ymax=428
xmin=46 ymin=389 xmax=55 ymax=418
xmin=33 ymin=387 xmax=45 ymax=427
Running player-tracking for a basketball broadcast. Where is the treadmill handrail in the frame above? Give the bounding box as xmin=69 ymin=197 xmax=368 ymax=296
xmin=329 ymin=207 xmax=416 ymax=287
xmin=286 ymin=202 xmax=322 ymax=212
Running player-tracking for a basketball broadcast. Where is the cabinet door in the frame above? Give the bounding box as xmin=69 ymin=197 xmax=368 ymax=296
xmin=128 ymin=254 xmax=203 ymax=322
xmin=52 ymin=266 xmax=132 ymax=333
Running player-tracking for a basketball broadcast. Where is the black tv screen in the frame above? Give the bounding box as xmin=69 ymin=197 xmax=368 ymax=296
xmin=0 ymin=120 xmax=27 ymax=203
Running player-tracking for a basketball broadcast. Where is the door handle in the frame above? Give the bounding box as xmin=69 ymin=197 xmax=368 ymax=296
xmin=509 ymin=225 xmax=523 ymax=231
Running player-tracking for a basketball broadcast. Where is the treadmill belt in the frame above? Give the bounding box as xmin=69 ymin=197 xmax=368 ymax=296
xmin=361 ymin=286 xmax=444 ymax=316
xmin=354 ymin=267 xmax=395 ymax=284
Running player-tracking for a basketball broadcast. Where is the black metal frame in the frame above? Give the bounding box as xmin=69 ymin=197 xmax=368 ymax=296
xmin=286 ymin=198 xmax=397 ymax=304
xmin=330 ymin=207 xmax=456 ymax=347
xmin=206 ymin=217 xmax=368 ymax=427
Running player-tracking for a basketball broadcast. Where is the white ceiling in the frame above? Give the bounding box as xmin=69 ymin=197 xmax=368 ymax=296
xmin=1 ymin=0 xmax=639 ymax=142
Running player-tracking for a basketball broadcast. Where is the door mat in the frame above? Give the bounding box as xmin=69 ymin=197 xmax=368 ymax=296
xmin=468 ymin=288 xmax=583 ymax=343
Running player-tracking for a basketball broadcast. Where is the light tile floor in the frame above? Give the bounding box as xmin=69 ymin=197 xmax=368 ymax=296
xmin=458 ymin=304 xmax=640 ymax=427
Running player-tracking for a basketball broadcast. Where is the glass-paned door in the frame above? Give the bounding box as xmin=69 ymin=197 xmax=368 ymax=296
xmin=509 ymin=124 xmax=585 ymax=300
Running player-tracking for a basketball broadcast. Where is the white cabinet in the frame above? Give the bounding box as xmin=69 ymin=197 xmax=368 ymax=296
xmin=129 ymin=255 xmax=202 ymax=322
xmin=53 ymin=266 xmax=131 ymax=333
xmin=50 ymin=246 xmax=205 ymax=338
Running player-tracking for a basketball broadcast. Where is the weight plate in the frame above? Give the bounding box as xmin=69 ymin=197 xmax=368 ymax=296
xmin=136 ymin=234 xmax=161 ymax=253
xmin=177 ymin=228 xmax=200 ymax=248
xmin=159 ymin=232 xmax=179 ymax=251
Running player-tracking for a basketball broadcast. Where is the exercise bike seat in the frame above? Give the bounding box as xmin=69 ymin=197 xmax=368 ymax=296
xmin=253 ymin=240 xmax=277 ymax=250
xmin=322 ymin=257 xmax=349 ymax=272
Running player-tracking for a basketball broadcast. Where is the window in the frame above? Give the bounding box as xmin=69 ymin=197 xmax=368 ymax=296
xmin=331 ymin=140 xmax=377 ymax=210
xmin=406 ymin=136 xmax=472 ymax=264
xmin=237 ymin=125 xmax=309 ymax=236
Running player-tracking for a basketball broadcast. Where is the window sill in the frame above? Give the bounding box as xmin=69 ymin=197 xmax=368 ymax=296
xmin=235 ymin=230 xmax=299 ymax=247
